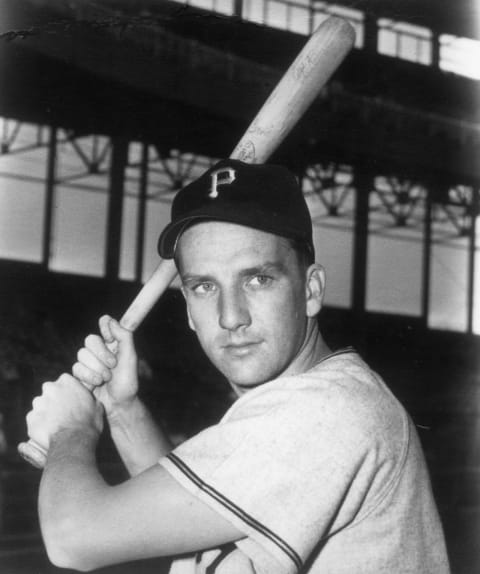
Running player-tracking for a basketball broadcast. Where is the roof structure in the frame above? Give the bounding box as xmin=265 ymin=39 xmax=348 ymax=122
xmin=331 ymin=0 xmax=480 ymax=41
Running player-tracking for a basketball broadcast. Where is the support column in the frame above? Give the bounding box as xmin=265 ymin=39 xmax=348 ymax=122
xmin=135 ymin=143 xmax=149 ymax=283
xmin=42 ymin=126 xmax=57 ymax=269
xmin=361 ymin=14 xmax=377 ymax=117
xmin=352 ymin=168 xmax=371 ymax=316
xmin=233 ymin=0 xmax=243 ymax=18
xmin=105 ymin=137 xmax=129 ymax=280
xmin=363 ymin=13 xmax=378 ymax=54
xmin=351 ymin=167 xmax=372 ymax=351
xmin=308 ymin=0 xmax=315 ymax=34
xmin=467 ymin=188 xmax=478 ymax=334
xmin=421 ymin=183 xmax=433 ymax=326
xmin=431 ymin=33 xmax=441 ymax=69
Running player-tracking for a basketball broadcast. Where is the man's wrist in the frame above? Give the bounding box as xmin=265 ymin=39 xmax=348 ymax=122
xmin=105 ymin=395 xmax=141 ymax=428
xmin=48 ymin=426 xmax=100 ymax=461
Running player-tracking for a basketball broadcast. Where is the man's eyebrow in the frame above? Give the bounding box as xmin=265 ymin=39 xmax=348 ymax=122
xmin=180 ymin=262 xmax=288 ymax=285
xmin=240 ymin=262 xmax=288 ymax=276
xmin=180 ymin=273 xmax=214 ymax=286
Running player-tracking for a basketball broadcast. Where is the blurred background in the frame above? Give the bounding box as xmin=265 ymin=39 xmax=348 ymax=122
xmin=0 ymin=1 xmax=479 ymax=572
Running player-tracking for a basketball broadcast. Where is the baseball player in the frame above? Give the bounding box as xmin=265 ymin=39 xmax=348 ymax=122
xmin=26 ymin=160 xmax=450 ymax=573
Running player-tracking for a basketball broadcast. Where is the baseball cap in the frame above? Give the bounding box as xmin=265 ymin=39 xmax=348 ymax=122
xmin=157 ymin=159 xmax=314 ymax=259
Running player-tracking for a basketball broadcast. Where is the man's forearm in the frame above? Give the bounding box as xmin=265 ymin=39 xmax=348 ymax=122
xmin=39 ymin=428 xmax=107 ymax=570
xmin=39 ymin=419 xmax=170 ymax=571
xmin=107 ymin=396 xmax=172 ymax=476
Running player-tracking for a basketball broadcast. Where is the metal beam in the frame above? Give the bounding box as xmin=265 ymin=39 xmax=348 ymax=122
xmin=135 ymin=143 xmax=149 ymax=283
xmin=233 ymin=0 xmax=243 ymax=18
xmin=352 ymin=169 xmax=371 ymax=317
xmin=421 ymin=184 xmax=433 ymax=325
xmin=42 ymin=126 xmax=57 ymax=268
xmin=467 ymin=189 xmax=478 ymax=333
xmin=105 ymin=137 xmax=128 ymax=280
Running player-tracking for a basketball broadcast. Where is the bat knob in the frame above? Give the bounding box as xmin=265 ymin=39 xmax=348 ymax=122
xmin=18 ymin=440 xmax=47 ymax=469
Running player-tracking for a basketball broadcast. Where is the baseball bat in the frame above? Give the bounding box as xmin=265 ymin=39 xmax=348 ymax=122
xmin=18 ymin=16 xmax=355 ymax=468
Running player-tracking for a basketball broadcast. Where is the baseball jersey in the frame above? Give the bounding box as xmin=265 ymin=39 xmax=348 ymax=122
xmin=160 ymin=349 xmax=450 ymax=574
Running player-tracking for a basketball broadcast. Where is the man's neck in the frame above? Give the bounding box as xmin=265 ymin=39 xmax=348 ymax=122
xmin=282 ymin=320 xmax=331 ymax=380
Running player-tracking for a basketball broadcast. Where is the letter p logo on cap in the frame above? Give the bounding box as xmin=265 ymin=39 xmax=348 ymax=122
xmin=209 ymin=167 xmax=236 ymax=199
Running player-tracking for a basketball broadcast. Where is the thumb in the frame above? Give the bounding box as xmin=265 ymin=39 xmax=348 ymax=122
xmin=109 ymin=318 xmax=136 ymax=362
xmin=110 ymin=319 xmax=137 ymax=370
xmin=109 ymin=317 xmax=133 ymax=344
xmin=99 ymin=315 xmax=135 ymax=357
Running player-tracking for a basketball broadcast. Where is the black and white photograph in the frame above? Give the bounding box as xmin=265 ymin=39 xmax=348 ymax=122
xmin=0 ymin=1 xmax=479 ymax=573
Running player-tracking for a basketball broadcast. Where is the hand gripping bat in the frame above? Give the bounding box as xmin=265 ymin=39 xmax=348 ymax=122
xmin=18 ymin=16 xmax=355 ymax=468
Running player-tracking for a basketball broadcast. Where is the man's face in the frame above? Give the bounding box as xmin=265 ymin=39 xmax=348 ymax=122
xmin=176 ymin=221 xmax=313 ymax=392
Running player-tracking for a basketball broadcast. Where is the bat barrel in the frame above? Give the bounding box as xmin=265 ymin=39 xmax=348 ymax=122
xmin=231 ymin=16 xmax=355 ymax=163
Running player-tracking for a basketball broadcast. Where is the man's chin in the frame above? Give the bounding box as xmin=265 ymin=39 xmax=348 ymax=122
xmin=220 ymin=362 xmax=280 ymax=391
xmin=209 ymin=348 xmax=287 ymax=390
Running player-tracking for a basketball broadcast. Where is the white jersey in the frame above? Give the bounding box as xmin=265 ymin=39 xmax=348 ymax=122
xmin=160 ymin=350 xmax=450 ymax=574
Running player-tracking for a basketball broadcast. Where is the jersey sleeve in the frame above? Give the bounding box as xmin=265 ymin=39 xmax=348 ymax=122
xmin=159 ymin=375 xmax=407 ymax=573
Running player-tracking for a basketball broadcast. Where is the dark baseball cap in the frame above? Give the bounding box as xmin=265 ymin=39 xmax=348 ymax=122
xmin=157 ymin=159 xmax=314 ymax=259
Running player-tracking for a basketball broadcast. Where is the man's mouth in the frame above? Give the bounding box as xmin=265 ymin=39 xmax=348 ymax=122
xmin=222 ymin=341 xmax=261 ymax=357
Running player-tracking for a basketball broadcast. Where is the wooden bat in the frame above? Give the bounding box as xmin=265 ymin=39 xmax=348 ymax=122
xmin=18 ymin=16 xmax=355 ymax=468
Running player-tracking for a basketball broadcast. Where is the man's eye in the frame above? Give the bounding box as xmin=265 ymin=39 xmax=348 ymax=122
xmin=247 ymin=275 xmax=273 ymax=288
xmin=193 ymin=282 xmax=216 ymax=295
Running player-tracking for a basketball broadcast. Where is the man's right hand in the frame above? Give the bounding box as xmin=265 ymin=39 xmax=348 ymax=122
xmin=72 ymin=315 xmax=138 ymax=419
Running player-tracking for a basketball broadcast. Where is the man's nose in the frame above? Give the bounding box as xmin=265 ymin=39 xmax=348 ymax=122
xmin=218 ymin=288 xmax=251 ymax=331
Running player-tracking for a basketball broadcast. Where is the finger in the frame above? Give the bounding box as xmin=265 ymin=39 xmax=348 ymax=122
xmin=60 ymin=373 xmax=97 ymax=396
xmin=26 ymin=409 xmax=35 ymax=425
xmin=41 ymin=380 xmax=56 ymax=396
xmin=77 ymin=347 xmax=112 ymax=382
xmin=99 ymin=315 xmax=115 ymax=344
xmin=84 ymin=334 xmax=117 ymax=368
xmin=56 ymin=373 xmax=78 ymax=386
xmin=31 ymin=396 xmax=43 ymax=410
xmin=25 ymin=411 xmax=48 ymax=448
xmin=72 ymin=362 xmax=104 ymax=387
xmin=109 ymin=318 xmax=135 ymax=354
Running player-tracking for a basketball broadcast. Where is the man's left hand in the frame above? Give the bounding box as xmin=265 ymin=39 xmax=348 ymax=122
xmin=26 ymin=373 xmax=104 ymax=451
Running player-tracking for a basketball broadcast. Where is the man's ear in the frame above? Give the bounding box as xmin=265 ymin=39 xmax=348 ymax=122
xmin=305 ymin=264 xmax=326 ymax=318
xmin=180 ymin=287 xmax=196 ymax=332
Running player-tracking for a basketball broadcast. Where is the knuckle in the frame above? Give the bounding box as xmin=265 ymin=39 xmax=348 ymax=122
xmin=85 ymin=334 xmax=94 ymax=346
xmin=72 ymin=363 xmax=87 ymax=381
xmin=64 ymin=375 xmax=76 ymax=387
xmin=77 ymin=347 xmax=88 ymax=362
xmin=41 ymin=381 xmax=53 ymax=393
xmin=58 ymin=373 xmax=73 ymax=386
xmin=85 ymin=334 xmax=97 ymax=347
xmin=88 ymin=371 xmax=102 ymax=385
xmin=104 ymin=350 xmax=116 ymax=366
xmin=73 ymin=360 xmax=102 ymax=384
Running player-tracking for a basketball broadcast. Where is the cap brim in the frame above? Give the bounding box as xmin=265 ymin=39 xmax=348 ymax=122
xmin=158 ymin=209 xmax=312 ymax=259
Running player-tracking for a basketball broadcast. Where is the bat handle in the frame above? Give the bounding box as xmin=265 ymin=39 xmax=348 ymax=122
xmin=17 ymin=439 xmax=48 ymax=469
